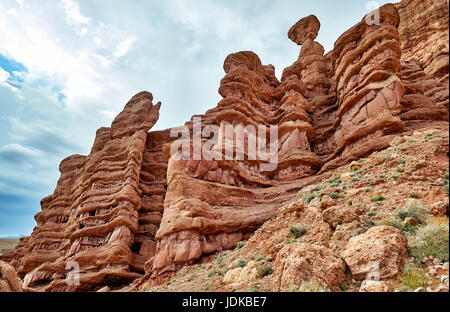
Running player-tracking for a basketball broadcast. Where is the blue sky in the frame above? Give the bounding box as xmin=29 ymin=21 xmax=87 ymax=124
xmin=0 ymin=0 xmax=394 ymax=237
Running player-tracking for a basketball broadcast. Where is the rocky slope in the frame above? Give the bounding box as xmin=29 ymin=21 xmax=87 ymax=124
xmin=1 ymin=0 xmax=448 ymax=292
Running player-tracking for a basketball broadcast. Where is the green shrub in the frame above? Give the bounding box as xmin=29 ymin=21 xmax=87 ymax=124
xmin=371 ymin=195 xmax=386 ymax=203
xmin=366 ymin=211 xmax=377 ymax=217
xmin=257 ymin=263 xmax=273 ymax=278
xmin=290 ymin=224 xmax=307 ymax=239
xmin=235 ymin=241 xmax=246 ymax=250
xmin=347 ymin=199 xmax=353 ymax=206
xmin=409 ymin=193 xmax=420 ymax=199
xmin=328 ymin=177 xmax=341 ymax=185
xmin=394 ymin=206 xmax=428 ymax=225
xmin=396 ymin=168 xmax=405 ymax=173
xmin=399 ymin=265 xmax=429 ymax=290
xmin=237 ymin=259 xmax=246 ymax=268
xmin=304 ymin=193 xmax=320 ymax=203
xmin=381 ymin=217 xmax=417 ymax=235
xmin=408 ymin=223 xmax=449 ymax=264
xmin=328 ymin=192 xmax=343 ymax=200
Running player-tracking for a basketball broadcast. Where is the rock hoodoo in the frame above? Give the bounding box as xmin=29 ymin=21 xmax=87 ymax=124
xmin=1 ymin=0 xmax=448 ymax=292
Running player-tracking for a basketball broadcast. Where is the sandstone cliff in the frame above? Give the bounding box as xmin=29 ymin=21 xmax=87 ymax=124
xmin=1 ymin=0 xmax=448 ymax=292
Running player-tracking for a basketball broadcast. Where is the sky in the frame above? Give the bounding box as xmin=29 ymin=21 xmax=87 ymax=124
xmin=0 ymin=0 xmax=394 ymax=237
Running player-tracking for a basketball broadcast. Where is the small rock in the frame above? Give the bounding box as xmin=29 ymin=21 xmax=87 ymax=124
xmin=433 ymin=258 xmax=441 ymax=266
xmin=428 ymin=268 xmax=437 ymax=276
xmin=320 ymin=195 xmax=336 ymax=210
xmin=404 ymin=217 xmax=418 ymax=226
xmin=360 ymin=280 xmax=390 ymax=292
xmin=441 ymin=275 xmax=449 ymax=283
xmin=278 ymin=201 xmax=305 ymax=214
xmin=395 ymin=286 xmax=413 ymax=292
xmin=437 ymin=285 xmax=449 ymax=292
xmin=414 ymin=287 xmax=426 ymax=292
xmin=443 ymin=262 xmax=449 ymax=270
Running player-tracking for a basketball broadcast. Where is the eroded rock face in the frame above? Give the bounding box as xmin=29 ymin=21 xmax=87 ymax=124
xmin=0 ymin=261 xmax=22 ymax=292
xmin=342 ymin=226 xmax=408 ymax=281
xmin=1 ymin=0 xmax=448 ymax=291
xmin=288 ymin=15 xmax=321 ymax=45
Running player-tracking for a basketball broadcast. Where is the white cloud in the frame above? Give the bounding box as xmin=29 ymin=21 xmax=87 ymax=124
xmin=0 ymin=67 xmax=9 ymax=83
xmin=60 ymin=0 xmax=90 ymax=26
xmin=15 ymin=0 xmax=24 ymax=7
xmin=113 ymin=36 xmax=137 ymax=59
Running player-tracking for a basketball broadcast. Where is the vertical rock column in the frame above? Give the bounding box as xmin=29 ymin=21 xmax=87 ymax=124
xmin=20 ymin=92 xmax=161 ymax=291
xmin=322 ymin=4 xmax=406 ymax=171
xmin=287 ymin=15 xmax=338 ymax=159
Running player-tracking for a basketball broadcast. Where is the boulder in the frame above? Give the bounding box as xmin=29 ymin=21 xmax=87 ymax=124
xmin=342 ymin=226 xmax=408 ymax=280
xmin=273 ymin=243 xmax=346 ymax=291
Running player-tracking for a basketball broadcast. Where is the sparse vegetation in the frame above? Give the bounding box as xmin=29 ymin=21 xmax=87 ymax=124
xmin=238 ymin=259 xmax=246 ymax=268
xmin=235 ymin=241 xmax=246 ymax=250
xmin=366 ymin=211 xmax=377 ymax=217
xmin=371 ymin=195 xmax=386 ymax=203
xmin=328 ymin=192 xmax=343 ymax=200
xmin=399 ymin=264 xmax=429 ymax=290
xmin=304 ymin=192 xmax=320 ymax=203
xmin=290 ymin=224 xmax=307 ymax=239
xmin=395 ymin=206 xmax=428 ymax=225
xmin=380 ymin=217 xmax=417 ymax=234
xmin=408 ymin=222 xmax=449 ymax=264
xmin=257 ymin=263 xmax=273 ymax=278
xmin=347 ymin=199 xmax=353 ymax=206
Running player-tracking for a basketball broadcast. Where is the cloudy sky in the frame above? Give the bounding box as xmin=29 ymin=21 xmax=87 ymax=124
xmin=0 ymin=0 xmax=393 ymax=237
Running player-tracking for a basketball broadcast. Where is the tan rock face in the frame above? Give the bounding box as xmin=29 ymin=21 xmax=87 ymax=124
xmin=1 ymin=0 xmax=448 ymax=291
xmin=273 ymin=243 xmax=346 ymax=291
xmin=342 ymin=226 xmax=408 ymax=281
xmin=0 ymin=261 xmax=22 ymax=292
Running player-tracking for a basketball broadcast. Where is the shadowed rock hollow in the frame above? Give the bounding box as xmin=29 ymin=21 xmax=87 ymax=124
xmin=1 ymin=0 xmax=448 ymax=292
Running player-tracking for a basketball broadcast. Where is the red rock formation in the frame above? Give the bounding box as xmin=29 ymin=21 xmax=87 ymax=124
xmin=1 ymin=0 xmax=448 ymax=292
xmin=0 ymin=261 xmax=22 ymax=292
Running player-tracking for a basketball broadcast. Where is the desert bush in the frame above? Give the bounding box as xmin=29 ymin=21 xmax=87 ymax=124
xmin=371 ymin=195 xmax=386 ymax=203
xmin=380 ymin=217 xmax=417 ymax=235
xmin=408 ymin=223 xmax=449 ymax=264
xmin=399 ymin=264 xmax=429 ymax=290
xmin=303 ymin=193 xmax=320 ymax=203
xmin=257 ymin=263 xmax=273 ymax=278
xmin=235 ymin=241 xmax=246 ymax=250
xmin=290 ymin=224 xmax=307 ymax=239
xmin=394 ymin=206 xmax=428 ymax=225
